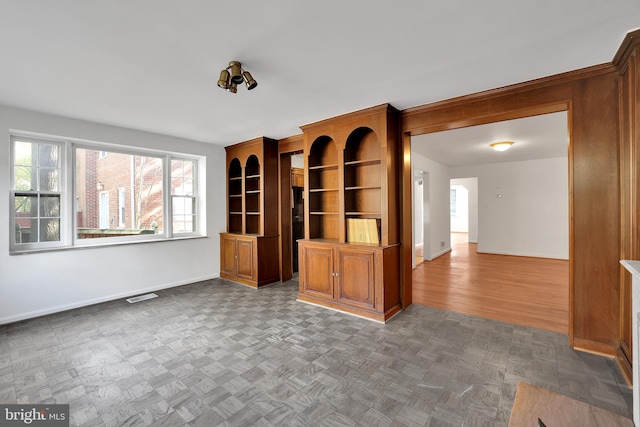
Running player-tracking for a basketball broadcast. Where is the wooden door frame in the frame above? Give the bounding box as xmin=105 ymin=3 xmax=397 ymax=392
xmin=401 ymin=91 xmax=579 ymax=343
xmin=278 ymin=135 xmax=304 ymax=282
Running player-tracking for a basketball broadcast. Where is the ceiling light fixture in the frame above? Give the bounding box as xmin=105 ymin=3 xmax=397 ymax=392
xmin=217 ymin=61 xmax=257 ymax=93
xmin=490 ymin=141 xmax=514 ymax=152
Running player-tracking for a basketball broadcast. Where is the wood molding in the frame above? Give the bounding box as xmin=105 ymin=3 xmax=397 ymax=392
xmin=300 ymin=103 xmax=399 ymax=133
xmin=616 ymin=345 xmax=633 ymax=387
xmin=573 ymin=337 xmax=618 ymax=357
xmin=278 ymin=134 xmax=303 ymax=154
xmin=402 ymin=63 xmax=614 ymax=126
xmin=613 ymin=28 xmax=640 ymax=70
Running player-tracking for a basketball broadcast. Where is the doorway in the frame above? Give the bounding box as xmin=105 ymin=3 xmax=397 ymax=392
xmin=410 ymin=112 xmax=570 ymax=333
xmin=291 ymin=154 xmax=304 ymax=273
xmin=450 ymin=177 xmax=478 ymax=245
xmin=278 ymin=141 xmax=305 ymax=283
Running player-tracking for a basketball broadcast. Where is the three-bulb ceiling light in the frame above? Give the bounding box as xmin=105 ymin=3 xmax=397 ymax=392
xmin=217 ymin=61 xmax=257 ymax=93
xmin=490 ymin=141 xmax=514 ymax=152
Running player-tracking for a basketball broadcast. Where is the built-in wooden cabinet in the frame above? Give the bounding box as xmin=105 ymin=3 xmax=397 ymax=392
xmin=297 ymin=104 xmax=401 ymax=322
xmin=298 ymin=240 xmax=400 ymax=321
xmin=221 ymin=137 xmax=280 ymax=287
xmin=220 ymin=233 xmax=279 ymax=287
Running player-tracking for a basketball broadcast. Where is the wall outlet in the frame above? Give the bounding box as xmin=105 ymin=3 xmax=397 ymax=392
xmin=440 ymin=241 xmax=445 ymax=248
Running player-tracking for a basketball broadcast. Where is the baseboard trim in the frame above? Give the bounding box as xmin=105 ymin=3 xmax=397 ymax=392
xmin=0 ymin=274 xmax=219 ymax=325
xmin=572 ymin=337 xmax=618 ymax=357
xmin=615 ymin=345 xmax=633 ymax=387
xmin=476 ymin=248 xmax=568 ymax=260
xmin=427 ymin=247 xmax=451 ymax=261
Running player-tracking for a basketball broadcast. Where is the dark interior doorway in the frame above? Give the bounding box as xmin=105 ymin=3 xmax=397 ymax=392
xmin=292 ymin=186 xmax=304 ymax=272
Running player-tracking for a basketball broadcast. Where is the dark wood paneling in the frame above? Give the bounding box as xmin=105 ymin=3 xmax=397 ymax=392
xmin=571 ymin=72 xmax=620 ymax=349
xmin=614 ymin=29 xmax=640 ymax=383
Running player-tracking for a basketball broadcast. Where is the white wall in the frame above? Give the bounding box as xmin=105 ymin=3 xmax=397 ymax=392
xmin=412 ymin=151 xmax=451 ymax=260
xmin=450 ymin=177 xmax=478 ymax=242
xmin=0 ymin=105 xmax=227 ymax=324
xmin=450 ymin=157 xmax=568 ymax=259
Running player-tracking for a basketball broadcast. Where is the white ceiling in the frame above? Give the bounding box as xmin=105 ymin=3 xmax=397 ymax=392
xmin=412 ymin=111 xmax=568 ymax=166
xmin=0 ymin=1 xmax=638 ymax=146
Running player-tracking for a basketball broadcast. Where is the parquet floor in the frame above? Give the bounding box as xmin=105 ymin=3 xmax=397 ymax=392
xmin=413 ymin=233 xmax=569 ymax=334
xmin=0 ymin=278 xmax=631 ymax=426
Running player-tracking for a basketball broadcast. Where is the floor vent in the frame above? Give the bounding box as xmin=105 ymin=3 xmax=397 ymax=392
xmin=126 ymin=293 xmax=158 ymax=304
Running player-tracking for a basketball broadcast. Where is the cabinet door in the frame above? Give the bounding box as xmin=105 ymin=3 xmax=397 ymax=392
xmin=220 ymin=234 xmax=238 ymax=277
xmin=335 ymin=248 xmax=375 ymax=309
xmin=236 ymin=237 xmax=256 ymax=281
xmin=301 ymin=244 xmax=334 ymax=300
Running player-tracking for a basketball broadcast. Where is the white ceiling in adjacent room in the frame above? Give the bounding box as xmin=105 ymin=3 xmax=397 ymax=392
xmin=412 ymin=111 xmax=568 ymax=166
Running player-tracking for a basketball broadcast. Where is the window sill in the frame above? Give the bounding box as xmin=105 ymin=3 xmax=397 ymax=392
xmin=10 ymin=234 xmax=208 ymax=255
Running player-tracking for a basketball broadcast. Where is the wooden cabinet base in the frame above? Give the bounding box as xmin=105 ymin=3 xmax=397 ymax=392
xmin=297 ymin=239 xmax=401 ymax=322
xmin=297 ymin=292 xmax=401 ymax=322
xmin=220 ymin=273 xmax=279 ymax=288
xmin=220 ymin=233 xmax=280 ymax=288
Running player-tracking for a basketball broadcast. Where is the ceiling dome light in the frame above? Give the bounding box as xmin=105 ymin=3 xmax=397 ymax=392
xmin=490 ymin=141 xmax=514 ymax=152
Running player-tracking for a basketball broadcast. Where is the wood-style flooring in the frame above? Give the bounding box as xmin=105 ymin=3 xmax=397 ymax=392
xmin=0 ymin=278 xmax=631 ymax=426
xmin=413 ymin=233 xmax=569 ymax=334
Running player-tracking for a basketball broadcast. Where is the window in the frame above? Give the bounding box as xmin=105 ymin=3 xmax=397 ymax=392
xmin=171 ymin=159 xmax=197 ymax=233
xmin=75 ymin=148 xmax=165 ymax=239
xmin=10 ymin=133 xmax=205 ymax=253
xmin=11 ymin=137 xmax=64 ymax=249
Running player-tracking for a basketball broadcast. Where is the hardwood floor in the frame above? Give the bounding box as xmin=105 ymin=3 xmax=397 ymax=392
xmin=412 ymin=232 xmax=569 ymax=334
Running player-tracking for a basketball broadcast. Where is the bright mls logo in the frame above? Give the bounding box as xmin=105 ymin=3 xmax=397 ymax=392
xmin=0 ymin=405 xmax=69 ymax=426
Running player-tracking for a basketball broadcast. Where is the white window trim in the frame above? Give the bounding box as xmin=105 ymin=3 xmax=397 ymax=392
xmin=10 ymin=131 xmax=206 ymax=254
xmin=117 ymin=187 xmax=126 ymax=228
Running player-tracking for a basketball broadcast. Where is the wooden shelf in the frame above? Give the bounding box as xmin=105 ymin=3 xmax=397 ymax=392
xmin=309 ymin=164 xmax=338 ymax=170
xmin=309 ymin=188 xmax=339 ymax=193
xmin=245 ymin=190 xmax=261 ymax=194
xmin=229 ymin=176 xmax=242 ymax=181
xmin=344 ymin=158 xmax=381 ymax=166
xmin=345 ymin=185 xmax=381 ymax=191
xmin=345 ymin=212 xmax=381 ymax=216
xmin=245 ymin=174 xmax=260 ymax=179
xmin=309 ymin=211 xmax=339 ymax=215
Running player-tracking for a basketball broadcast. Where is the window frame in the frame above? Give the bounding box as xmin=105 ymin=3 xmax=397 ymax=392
xmin=170 ymin=158 xmax=199 ymax=235
xmin=10 ymin=132 xmax=206 ymax=254
xmin=10 ymin=135 xmax=70 ymax=252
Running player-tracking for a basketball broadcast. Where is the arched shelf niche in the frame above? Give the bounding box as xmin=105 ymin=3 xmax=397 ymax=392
xmin=307 ymin=136 xmax=339 ymax=240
